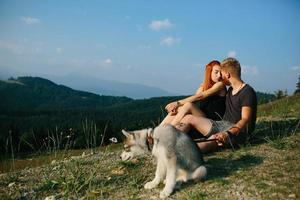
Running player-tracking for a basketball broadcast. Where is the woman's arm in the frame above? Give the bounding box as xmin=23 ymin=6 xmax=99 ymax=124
xmin=165 ymin=84 xmax=203 ymax=113
xmin=195 ymin=85 xmax=204 ymax=95
xmin=165 ymin=82 xmax=225 ymax=113
xmin=177 ymin=82 xmax=225 ymax=105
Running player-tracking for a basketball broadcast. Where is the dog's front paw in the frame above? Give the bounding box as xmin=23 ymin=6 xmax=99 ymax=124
xmin=159 ymin=189 xmax=172 ymax=199
xmin=144 ymin=181 xmax=158 ymax=189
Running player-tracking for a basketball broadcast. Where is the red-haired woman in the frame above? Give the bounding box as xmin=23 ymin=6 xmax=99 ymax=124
xmin=161 ymin=60 xmax=226 ymax=126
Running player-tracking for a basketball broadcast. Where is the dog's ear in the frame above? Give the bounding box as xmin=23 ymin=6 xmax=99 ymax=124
xmin=122 ymin=129 xmax=131 ymax=138
xmin=147 ymin=128 xmax=153 ymax=136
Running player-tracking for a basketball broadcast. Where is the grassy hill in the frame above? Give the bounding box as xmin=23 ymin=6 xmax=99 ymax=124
xmin=0 ymin=94 xmax=299 ymax=199
xmin=0 ymin=76 xmax=275 ymax=112
xmin=0 ymin=76 xmax=278 ymax=154
xmin=258 ymin=93 xmax=300 ymax=119
xmin=0 ymin=77 xmax=132 ymax=111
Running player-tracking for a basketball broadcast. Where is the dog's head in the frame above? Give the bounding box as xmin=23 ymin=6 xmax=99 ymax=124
xmin=120 ymin=128 xmax=153 ymax=161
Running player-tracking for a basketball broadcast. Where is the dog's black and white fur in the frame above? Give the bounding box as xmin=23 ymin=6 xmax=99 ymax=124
xmin=121 ymin=125 xmax=207 ymax=198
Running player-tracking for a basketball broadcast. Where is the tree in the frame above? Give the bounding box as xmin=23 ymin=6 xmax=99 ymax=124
xmin=294 ymin=75 xmax=300 ymax=94
xmin=274 ymin=89 xmax=287 ymax=99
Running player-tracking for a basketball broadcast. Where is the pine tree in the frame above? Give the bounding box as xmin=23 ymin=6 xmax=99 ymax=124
xmin=284 ymin=89 xmax=288 ymax=97
xmin=294 ymin=75 xmax=300 ymax=94
xmin=275 ymin=90 xmax=285 ymax=99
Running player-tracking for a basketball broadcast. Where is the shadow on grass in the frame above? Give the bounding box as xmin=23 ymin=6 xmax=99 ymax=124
xmin=205 ymin=154 xmax=263 ymax=181
xmin=174 ymin=154 xmax=263 ymax=195
xmin=187 ymin=118 xmax=299 ymax=147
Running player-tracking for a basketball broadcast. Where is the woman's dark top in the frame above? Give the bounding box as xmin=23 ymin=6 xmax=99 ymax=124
xmin=199 ymin=94 xmax=226 ymax=120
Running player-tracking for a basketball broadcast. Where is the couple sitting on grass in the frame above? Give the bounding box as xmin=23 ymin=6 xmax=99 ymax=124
xmin=161 ymin=57 xmax=257 ymax=153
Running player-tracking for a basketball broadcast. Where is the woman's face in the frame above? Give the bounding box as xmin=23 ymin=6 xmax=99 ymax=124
xmin=211 ymin=64 xmax=222 ymax=83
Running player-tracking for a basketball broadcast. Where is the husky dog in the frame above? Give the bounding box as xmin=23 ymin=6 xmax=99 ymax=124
xmin=121 ymin=125 xmax=207 ymax=198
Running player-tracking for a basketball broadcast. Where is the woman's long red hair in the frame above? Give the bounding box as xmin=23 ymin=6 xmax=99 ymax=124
xmin=202 ymin=60 xmax=220 ymax=91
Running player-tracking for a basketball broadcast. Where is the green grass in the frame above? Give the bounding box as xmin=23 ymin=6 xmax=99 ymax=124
xmin=0 ymin=94 xmax=300 ymax=199
xmin=1 ymin=131 xmax=299 ymax=200
xmin=258 ymin=93 xmax=300 ymax=119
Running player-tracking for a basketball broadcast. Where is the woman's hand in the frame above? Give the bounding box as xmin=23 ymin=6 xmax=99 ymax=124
xmin=165 ymin=102 xmax=179 ymax=115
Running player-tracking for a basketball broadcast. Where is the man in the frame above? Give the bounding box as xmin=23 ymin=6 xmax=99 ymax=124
xmin=178 ymin=58 xmax=257 ymax=153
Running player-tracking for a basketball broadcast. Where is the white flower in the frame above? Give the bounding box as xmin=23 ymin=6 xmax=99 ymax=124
xmin=109 ymin=137 xmax=118 ymax=143
xmin=8 ymin=182 xmax=15 ymax=187
xmin=44 ymin=195 xmax=55 ymax=200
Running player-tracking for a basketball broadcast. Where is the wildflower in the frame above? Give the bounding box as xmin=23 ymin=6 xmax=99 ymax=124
xmin=109 ymin=137 xmax=118 ymax=143
xmin=44 ymin=195 xmax=55 ymax=200
xmin=8 ymin=182 xmax=15 ymax=187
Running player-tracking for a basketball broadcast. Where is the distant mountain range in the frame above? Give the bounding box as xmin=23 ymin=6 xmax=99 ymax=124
xmin=46 ymin=74 xmax=175 ymax=99
xmin=0 ymin=76 xmax=276 ymax=112
xmin=0 ymin=76 xmax=277 ymax=153
xmin=0 ymin=76 xmax=133 ymax=111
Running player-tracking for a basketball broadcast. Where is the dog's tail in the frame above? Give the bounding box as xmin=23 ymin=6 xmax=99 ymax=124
xmin=192 ymin=165 xmax=207 ymax=182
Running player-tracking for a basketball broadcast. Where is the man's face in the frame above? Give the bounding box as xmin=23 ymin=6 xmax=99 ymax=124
xmin=221 ymin=69 xmax=231 ymax=86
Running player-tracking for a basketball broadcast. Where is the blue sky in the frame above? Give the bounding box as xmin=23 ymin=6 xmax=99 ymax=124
xmin=0 ymin=0 xmax=299 ymax=95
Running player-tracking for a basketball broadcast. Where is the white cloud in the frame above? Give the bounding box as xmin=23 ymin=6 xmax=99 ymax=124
xmin=0 ymin=40 xmax=42 ymax=55
xmin=104 ymin=58 xmax=112 ymax=64
xmin=56 ymin=47 xmax=63 ymax=54
xmin=290 ymin=66 xmax=300 ymax=71
xmin=136 ymin=25 xmax=143 ymax=32
xmin=138 ymin=44 xmax=151 ymax=49
xmin=125 ymin=65 xmax=133 ymax=70
xmin=149 ymin=19 xmax=173 ymax=31
xmin=160 ymin=37 xmax=181 ymax=46
xmin=68 ymin=58 xmax=87 ymax=66
xmin=21 ymin=17 xmax=41 ymax=25
xmin=66 ymin=58 xmax=113 ymax=68
xmin=227 ymin=50 xmax=237 ymax=58
xmin=0 ymin=41 xmax=24 ymax=55
xmin=242 ymin=65 xmax=258 ymax=75
xmin=35 ymin=47 xmax=41 ymax=54
xmin=95 ymin=44 xmax=107 ymax=50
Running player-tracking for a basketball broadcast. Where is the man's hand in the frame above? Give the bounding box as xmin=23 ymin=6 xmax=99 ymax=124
xmin=211 ymin=132 xmax=229 ymax=146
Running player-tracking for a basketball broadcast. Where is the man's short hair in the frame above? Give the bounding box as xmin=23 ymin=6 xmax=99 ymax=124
xmin=221 ymin=57 xmax=241 ymax=77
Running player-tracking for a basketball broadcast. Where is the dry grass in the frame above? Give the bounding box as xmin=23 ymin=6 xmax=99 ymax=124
xmin=258 ymin=93 xmax=300 ymax=119
xmin=0 ymin=130 xmax=299 ymax=200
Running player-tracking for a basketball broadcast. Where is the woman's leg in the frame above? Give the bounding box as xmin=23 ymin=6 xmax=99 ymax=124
xmin=160 ymin=113 xmax=175 ymax=125
xmin=160 ymin=106 xmax=185 ymax=126
xmin=175 ymin=123 xmax=191 ymax=133
xmin=179 ymin=114 xmax=219 ymax=153
xmin=196 ymin=136 xmax=219 ymax=153
xmin=180 ymin=114 xmax=212 ymax=136
xmin=170 ymin=102 xmax=206 ymax=126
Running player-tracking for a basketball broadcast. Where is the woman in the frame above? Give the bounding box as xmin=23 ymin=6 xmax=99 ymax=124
xmin=161 ymin=60 xmax=226 ymax=127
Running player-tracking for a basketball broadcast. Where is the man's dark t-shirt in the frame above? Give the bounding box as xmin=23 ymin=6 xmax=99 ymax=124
xmin=223 ymin=84 xmax=257 ymax=134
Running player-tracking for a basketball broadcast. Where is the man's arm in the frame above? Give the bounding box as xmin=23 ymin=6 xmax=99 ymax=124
xmin=214 ymin=106 xmax=252 ymax=145
xmin=227 ymin=106 xmax=252 ymax=136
